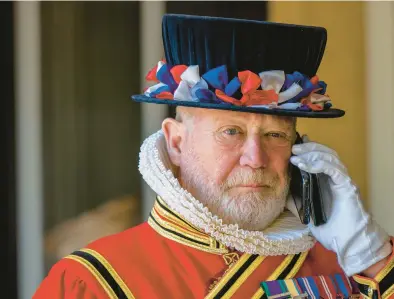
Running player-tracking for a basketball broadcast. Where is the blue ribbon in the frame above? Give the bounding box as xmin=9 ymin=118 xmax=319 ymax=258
xmin=317 ymin=81 xmax=327 ymax=94
xmin=195 ymin=89 xmax=218 ymax=103
xmin=149 ymin=84 xmax=171 ymax=97
xmin=157 ymin=64 xmax=178 ymax=93
xmin=202 ymin=65 xmax=228 ymax=91
xmin=225 ymin=77 xmax=241 ymax=96
xmin=281 ymin=71 xmax=323 ymax=103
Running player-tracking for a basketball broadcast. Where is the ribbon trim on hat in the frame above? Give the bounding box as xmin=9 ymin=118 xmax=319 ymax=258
xmin=143 ymin=61 xmax=332 ymax=112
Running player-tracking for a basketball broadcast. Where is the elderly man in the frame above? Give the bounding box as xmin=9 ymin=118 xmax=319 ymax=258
xmin=34 ymin=14 xmax=394 ymax=299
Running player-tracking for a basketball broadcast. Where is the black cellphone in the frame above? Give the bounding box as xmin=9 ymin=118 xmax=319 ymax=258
xmin=289 ymin=133 xmax=327 ymax=226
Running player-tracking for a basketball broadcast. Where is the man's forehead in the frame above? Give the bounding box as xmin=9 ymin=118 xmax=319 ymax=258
xmin=178 ymin=107 xmax=295 ymax=127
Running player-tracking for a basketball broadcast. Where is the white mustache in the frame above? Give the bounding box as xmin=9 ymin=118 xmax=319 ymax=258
xmin=223 ymin=169 xmax=280 ymax=189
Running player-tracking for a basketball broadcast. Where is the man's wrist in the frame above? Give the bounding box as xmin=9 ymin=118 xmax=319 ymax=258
xmin=360 ymin=241 xmax=392 ymax=278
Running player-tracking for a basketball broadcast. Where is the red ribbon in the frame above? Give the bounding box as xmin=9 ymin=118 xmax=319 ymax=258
xmin=216 ymin=70 xmax=279 ymax=106
xmin=170 ymin=65 xmax=188 ymax=84
xmin=155 ymin=91 xmax=174 ymax=100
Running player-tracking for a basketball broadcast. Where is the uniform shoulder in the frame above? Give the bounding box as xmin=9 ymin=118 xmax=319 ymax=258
xmin=84 ymin=221 xmax=156 ymax=254
xmin=34 ymin=222 xmax=154 ymax=299
xmin=33 ymin=253 xmax=109 ymax=298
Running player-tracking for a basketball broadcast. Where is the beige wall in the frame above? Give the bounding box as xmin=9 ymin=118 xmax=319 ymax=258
xmin=364 ymin=2 xmax=394 ymax=235
xmin=268 ymin=2 xmax=368 ymax=203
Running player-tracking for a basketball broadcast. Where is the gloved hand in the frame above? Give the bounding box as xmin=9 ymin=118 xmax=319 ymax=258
xmin=288 ymin=136 xmax=391 ymax=276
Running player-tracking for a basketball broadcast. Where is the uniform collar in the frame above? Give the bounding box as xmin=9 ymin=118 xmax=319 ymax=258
xmin=149 ymin=196 xmax=229 ymax=254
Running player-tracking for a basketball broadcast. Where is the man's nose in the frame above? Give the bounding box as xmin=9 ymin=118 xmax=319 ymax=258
xmin=239 ymin=136 xmax=268 ymax=169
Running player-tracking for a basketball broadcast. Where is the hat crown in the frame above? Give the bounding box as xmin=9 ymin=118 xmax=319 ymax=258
xmin=162 ymin=14 xmax=327 ymax=79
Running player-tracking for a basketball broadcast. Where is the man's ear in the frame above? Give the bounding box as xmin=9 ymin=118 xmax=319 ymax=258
xmin=162 ymin=118 xmax=185 ymax=167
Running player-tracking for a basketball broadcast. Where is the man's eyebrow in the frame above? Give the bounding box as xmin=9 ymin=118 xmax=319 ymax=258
xmin=211 ymin=114 xmax=248 ymax=123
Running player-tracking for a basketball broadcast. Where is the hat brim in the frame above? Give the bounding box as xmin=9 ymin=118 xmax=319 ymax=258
xmin=131 ymin=95 xmax=345 ymax=118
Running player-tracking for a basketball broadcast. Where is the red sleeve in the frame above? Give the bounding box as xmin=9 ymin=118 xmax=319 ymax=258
xmin=32 ymin=258 xmax=109 ymax=299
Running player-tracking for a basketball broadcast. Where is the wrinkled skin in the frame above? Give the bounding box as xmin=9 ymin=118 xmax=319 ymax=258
xmin=162 ymin=107 xmax=296 ymax=231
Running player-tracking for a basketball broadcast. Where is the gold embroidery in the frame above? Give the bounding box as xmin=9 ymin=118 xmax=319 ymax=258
xmin=152 ymin=197 xmax=310 ymax=299
xmin=65 ymin=255 xmax=117 ymax=298
xmin=205 ymin=253 xmax=253 ymax=299
xmin=148 ymin=216 xmax=228 ymax=254
xmin=150 ymin=197 xmax=229 ymax=254
xmin=151 ymin=207 xmax=209 ymax=243
xmin=208 ymin=255 xmax=238 ymax=292
xmin=80 ymin=249 xmax=136 ymax=299
xmin=352 ymin=276 xmax=378 ymax=291
xmin=382 ymin=284 xmax=394 ymax=299
xmin=353 ymin=253 xmax=394 ymax=299
xmin=223 ymin=252 xmax=240 ymax=266
xmin=156 ymin=196 xmax=198 ymax=231
xmin=224 ymin=256 xmax=266 ymax=298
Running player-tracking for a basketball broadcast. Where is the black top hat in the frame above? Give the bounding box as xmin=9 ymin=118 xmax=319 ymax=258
xmin=131 ymin=14 xmax=345 ymax=118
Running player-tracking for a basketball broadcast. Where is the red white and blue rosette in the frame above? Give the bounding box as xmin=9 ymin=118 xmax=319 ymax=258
xmin=143 ymin=60 xmax=333 ymax=112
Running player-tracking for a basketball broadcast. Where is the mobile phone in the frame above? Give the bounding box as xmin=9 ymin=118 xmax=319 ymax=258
xmin=310 ymin=172 xmax=326 ymax=226
xmin=289 ymin=133 xmax=327 ymax=226
xmin=289 ymin=133 xmax=311 ymax=225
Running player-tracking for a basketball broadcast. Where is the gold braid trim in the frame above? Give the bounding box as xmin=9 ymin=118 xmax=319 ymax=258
xmin=80 ymin=249 xmax=135 ymax=299
xmin=65 ymin=255 xmax=117 ymax=298
xmin=148 ymin=215 xmax=228 ymax=254
xmin=205 ymin=253 xmax=254 ymax=299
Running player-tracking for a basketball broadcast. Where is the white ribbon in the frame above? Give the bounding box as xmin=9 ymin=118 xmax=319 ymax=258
xmin=173 ymin=81 xmax=192 ymax=101
xmin=144 ymin=82 xmax=168 ymax=96
xmin=278 ymin=83 xmax=303 ymax=103
xmin=180 ymin=65 xmax=200 ymax=87
xmin=156 ymin=60 xmax=166 ymax=75
xmin=259 ymin=70 xmax=285 ymax=93
xmin=309 ymin=93 xmax=331 ymax=104
xmin=259 ymin=71 xmax=304 ymax=104
xmin=174 ymin=65 xmax=210 ymax=101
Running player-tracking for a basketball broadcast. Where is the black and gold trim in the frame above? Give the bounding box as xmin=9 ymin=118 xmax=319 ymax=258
xmin=205 ymin=252 xmax=308 ymax=299
xmin=375 ymin=254 xmax=394 ymax=299
xmin=205 ymin=253 xmax=265 ymax=299
xmin=353 ymin=249 xmax=394 ymax=299
xmin=148 ymin=196 xmax=228 ymax=254
xmin=352 ymin=276 xmax=379 ymax=299
xmin=251 ymin=251 xmax=309 ymax=299
xmin=65 ymin=248 xmax=135 ymax=299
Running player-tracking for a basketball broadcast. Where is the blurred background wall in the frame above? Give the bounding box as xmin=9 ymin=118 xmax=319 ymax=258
xmin=41 ymin=0 xmax=142 ymax=245
xmin=269 ymin=1 xmax=394 ymax=235
xmin=269 ymin=1 xmax=368 ymax=204
xmin=4 ymin=1 xmax=394 ymax=299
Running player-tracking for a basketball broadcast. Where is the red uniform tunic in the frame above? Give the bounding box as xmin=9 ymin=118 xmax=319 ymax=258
xmin=33 ymin=198 xmax=394 ymax=299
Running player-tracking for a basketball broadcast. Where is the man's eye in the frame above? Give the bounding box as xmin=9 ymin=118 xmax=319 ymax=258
xmin=265 ymin=132 xmax=289 ymax=140
xmin=223 ymin=128 xmax=241 ymax=136
xmin=263 ymin=132 xmax=291 ymax=147
xmin=266 ymin=132 xmax=287 ymax=139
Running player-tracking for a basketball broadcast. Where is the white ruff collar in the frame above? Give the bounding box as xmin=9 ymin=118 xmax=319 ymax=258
xmin=139 ymin=130 xmax=315 ymax=256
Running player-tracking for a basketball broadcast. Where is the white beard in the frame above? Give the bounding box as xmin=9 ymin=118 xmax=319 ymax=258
xmin=180 ymin=151 xmax=289 ymax=231
xmin=214 ymin=191 xmax=287 ymax=231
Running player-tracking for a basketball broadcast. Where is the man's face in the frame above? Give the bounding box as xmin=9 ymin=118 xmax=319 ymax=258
xmin=164 ymin=108 xmax=295 ymax=231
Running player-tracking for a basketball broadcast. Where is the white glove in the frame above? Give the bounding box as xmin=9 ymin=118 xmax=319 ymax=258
xmin=288 ymin=136 xmax=391 ymax=276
